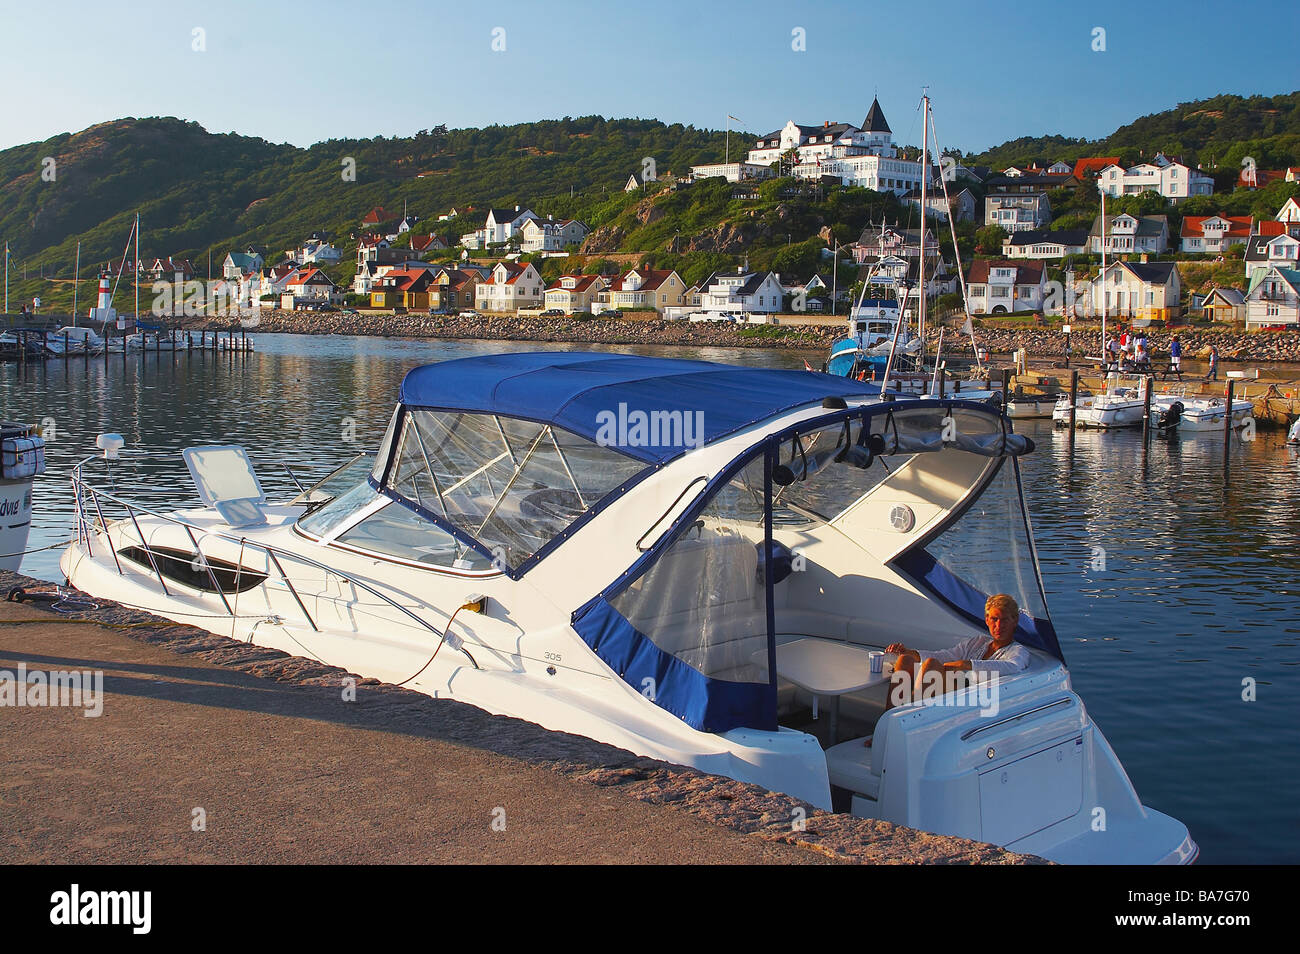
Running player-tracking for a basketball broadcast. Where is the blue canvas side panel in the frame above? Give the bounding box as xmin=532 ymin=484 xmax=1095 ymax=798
xmin=572 ymin=597 xmax=777 ymax=733
xmin=893 ymin=547 xmax=1064 ymax=662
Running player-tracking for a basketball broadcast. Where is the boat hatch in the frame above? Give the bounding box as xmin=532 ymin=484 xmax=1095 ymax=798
xmin=118 ymin=545 xmax=268 ymax=593
xmin=573 ymin=401 xmax=1041 ymax=734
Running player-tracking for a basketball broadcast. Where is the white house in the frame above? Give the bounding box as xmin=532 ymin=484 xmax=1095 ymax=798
xmin=519 ymin=217 xmax=589 ymax=253
xmin=1001 ymin=229 xmax=1089 ymax=260
xmin=461 ymin=207 xmax=539 ymax=248
xmin=1089 ymin=214 xmax=1169 ymax=255
xmin=1275 ymin=197 xmax=1300 ymax=224
xmin=1244 ymin=265 xmax=1300 ymax=329
xmin=1096 ymin=154 xmax=1213 ymax=203
xmin=297 ymin=238 xmax=341 ymax=264
xmin=739 ymin=99 xmax=925 ymax=194
xmin=965 ymin=260 xmax=1047 ymax=315
xmin=474 ymin=261 xmax=544 ymax=313
xmin=1180 ymin=215 xmax=1252 ymax=254
xmin=985 ymin=192 xmax=1052 ymax=232
xmin=279 ymin=267 xmax=340 ymax=308
xmin=222 ymin=250 xmax=264 ymax=280
xmin=694 ymin=270 xmax=787 ymax=314
xmin=688 ymin=162 xmax=774 ymax=183
xmin=1244 ymin=229 xmax=1300 ymax=279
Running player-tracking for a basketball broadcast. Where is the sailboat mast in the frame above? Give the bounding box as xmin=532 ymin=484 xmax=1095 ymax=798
xmin=1100 ymin=189 xmax=1107 ymax=356
xmin=918 ymin=93 xmax=929 ymax=372
xmin=72 ymin=242 xmax=80 ymax=327
xmin=134 ymin=213 xmax=139 ymax=320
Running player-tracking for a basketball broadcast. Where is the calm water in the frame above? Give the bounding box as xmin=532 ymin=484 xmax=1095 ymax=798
xmin=4 ymin=334 xmax=1298 ymax=863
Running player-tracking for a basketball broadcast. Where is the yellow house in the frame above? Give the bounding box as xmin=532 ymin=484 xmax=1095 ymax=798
xmin=607 ymin=268 xmax=688 ymax=313
xmin=1088 ymin=261 xmax=1181 ymax=322
xmin=543 ymin=274 xmax=608 ymax=313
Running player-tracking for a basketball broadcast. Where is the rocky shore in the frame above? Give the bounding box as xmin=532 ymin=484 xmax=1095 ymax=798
xmin=243 ymin=310 xmax=1300 ymax=363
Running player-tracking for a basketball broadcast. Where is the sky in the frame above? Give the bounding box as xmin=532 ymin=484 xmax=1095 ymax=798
xmin=1 ymin=0 xmax=1298 ymax=156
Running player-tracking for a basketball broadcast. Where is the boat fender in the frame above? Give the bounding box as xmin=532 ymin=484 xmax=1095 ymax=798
xmin=757 ymin=540 xmax=795 ymax=586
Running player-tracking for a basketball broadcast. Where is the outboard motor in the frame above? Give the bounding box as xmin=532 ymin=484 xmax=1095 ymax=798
xmin=1153 ymin=401 xmax=1183 ymax=433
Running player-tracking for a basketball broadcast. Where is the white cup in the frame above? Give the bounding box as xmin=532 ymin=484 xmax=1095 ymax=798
xmin=868 ymin=651 xmax=883 ymax=674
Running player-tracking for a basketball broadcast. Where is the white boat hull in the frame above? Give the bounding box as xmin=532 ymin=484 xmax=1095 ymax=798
xmin=1151 ymin=397 xmax=1253 ymax=432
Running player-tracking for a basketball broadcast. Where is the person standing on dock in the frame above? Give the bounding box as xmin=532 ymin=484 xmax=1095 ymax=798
xmin=1206 ymin=344 xmax=1219 ymax=382
xmin=1169 ymin=336 xmax=1182 ymax=374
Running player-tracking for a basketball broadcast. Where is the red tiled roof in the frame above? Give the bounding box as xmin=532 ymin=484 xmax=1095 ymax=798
xmin=609 ymin=268 xmax=677 ymax=292
xmin=1238 ymin=168 xmax=1285 ymax=188
xmin=966 ymin=259 xmax=1045 ymax=283
xmin=1072 ymin=156 xmax=1122 ymax=181
xmin=1258 ymin=220 xmax=1287 ymax=236
xmin=1181 ymin=215 xmax=1253 ymax=239
xmin=546 ymin=274 xmax=599 ymax=293
xmin=290 ymin=267 xmax=333 ymax=286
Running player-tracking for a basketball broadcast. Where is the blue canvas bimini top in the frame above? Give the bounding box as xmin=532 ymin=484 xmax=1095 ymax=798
xmin=398 ymin=352 xmax=880 ymax=464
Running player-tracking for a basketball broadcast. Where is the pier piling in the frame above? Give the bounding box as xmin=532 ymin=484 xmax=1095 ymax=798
xmin=1224 ymin=379 xmax=1235 ymax=480
xmin=1142 ymin=378 xmax=1152 ymax=445
xmin=1068 ymin=370 xmax=1078 ymax=429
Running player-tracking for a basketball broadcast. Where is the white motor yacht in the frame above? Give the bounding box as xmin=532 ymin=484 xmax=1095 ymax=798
xmin=60 ymin=352 xmax=1196 ymax=864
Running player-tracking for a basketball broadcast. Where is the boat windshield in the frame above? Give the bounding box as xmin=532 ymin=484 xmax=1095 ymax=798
xmin=892 ymin=456 xmax=1055 ymax=650
xmin=381 ymin=409 xmax=647 ymax=571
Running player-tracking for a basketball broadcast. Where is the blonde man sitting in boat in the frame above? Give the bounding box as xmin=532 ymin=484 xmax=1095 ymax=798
xmin=887 ymin=593 xmax=1031 ymax=699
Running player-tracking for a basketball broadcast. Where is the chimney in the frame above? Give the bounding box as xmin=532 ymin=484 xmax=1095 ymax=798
xmin=515 ymin=205 xmax=520 ymax=212
xmin=824 ymin=120 xmax=829 ymax=128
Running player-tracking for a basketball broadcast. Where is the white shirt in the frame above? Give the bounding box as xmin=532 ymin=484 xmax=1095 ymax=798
xmin=926 ymin=634 xmax=1031 ymax=674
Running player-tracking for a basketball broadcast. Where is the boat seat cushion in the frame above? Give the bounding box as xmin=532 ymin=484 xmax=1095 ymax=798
xmin=825 ymin=737 xmax=880 ymax=800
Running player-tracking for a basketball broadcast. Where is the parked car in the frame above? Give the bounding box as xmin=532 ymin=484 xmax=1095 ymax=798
xmin=540 ymin=309 xmax=565 ymax=317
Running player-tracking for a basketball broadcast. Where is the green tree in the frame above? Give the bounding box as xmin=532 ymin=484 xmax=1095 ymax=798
xmin=975 ymin=224 xmax=1008 ymax=255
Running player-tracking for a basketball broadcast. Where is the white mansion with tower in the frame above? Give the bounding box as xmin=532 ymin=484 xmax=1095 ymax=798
xmin=691 ymin=98 xmax=925 ymax=195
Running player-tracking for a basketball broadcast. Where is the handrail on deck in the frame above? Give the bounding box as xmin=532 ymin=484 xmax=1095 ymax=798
xmin=69 ymin=452 xmax=479 ymax=669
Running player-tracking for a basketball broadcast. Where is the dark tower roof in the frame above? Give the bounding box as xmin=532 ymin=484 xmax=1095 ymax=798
xmin=862 ymin=97 xmax=891 ymax=134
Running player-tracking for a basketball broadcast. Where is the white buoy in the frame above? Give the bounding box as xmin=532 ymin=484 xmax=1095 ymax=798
xmin=1 ymin=422 xmax=46 ymax=572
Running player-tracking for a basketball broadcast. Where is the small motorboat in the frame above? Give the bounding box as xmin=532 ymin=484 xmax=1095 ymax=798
xmin=1054 ymin=386 xmax=1146 ymax=429
xmin=1149 ymin=395 xmax=1253 ymax=433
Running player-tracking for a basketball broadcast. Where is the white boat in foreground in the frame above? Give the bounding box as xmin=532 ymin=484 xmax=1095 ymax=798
xmin=60 ymin=352 xmax=1196 ymax=864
